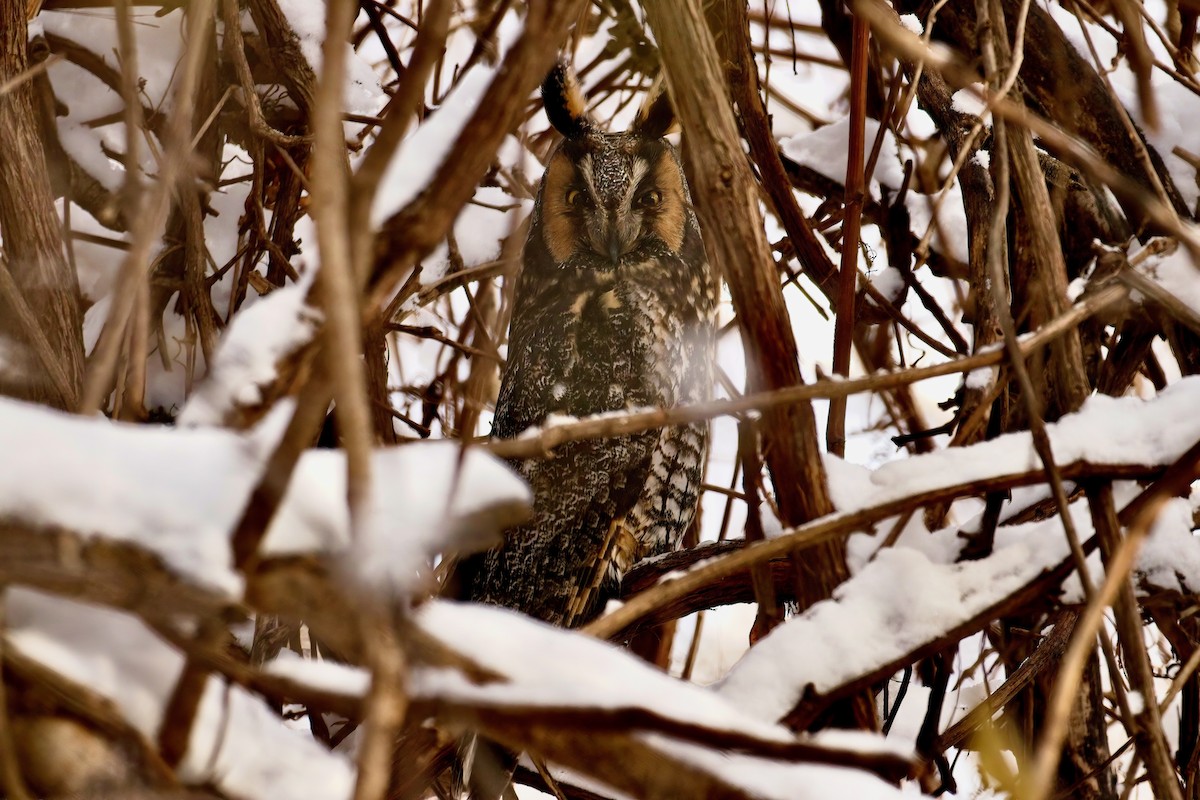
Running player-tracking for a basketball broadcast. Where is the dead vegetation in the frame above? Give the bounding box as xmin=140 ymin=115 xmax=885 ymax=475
xmin=2 ymin=0 xmax=1200 ymax=798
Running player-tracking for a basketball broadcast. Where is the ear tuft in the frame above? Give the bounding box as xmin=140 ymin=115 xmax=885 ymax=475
xmin=631 ymin=72 xmax=676 ymax=139
xmin=542 ymin=61 xmax=593 ymax=138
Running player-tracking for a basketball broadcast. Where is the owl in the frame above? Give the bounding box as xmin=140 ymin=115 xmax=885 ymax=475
xmin=460 ymin=63 xmax=718 ymax=628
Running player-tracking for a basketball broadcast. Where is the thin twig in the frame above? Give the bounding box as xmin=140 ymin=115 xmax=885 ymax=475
xmin=827 ymin=11 xmax=868 ymax=457
xmin=486 ymin=282 xmax=1128 ymax=461
xmin=355 ymin=608 xmax=410 ymax=800
xmin=0 ymin=55 xmax=56 ymax=98
xmin=81 ymin=0 xmax=216 ymax=412
xmin=311 ymin=0 xmax=373 ymax=523
xmin=0 ymin=258 xmax=76 ymax=408
xmin=0 ymin=593 xmax=33 ymax=800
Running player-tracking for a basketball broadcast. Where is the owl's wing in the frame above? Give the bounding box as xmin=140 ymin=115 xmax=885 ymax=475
xmin=467 ymin=430 xmax=657 ymax=626
xmin=490 ymin=283 xmax=565 ymax=440
xmin=561 ymin=514 xmax=641 ymax=627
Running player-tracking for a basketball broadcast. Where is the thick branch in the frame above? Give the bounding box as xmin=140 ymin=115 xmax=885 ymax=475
xmin=0 ymin=2 xmax=84 ymax=408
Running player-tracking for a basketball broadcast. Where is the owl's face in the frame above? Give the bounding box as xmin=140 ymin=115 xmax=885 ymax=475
xmin=533 ymin=63 xmax=692 ymax=272
xmin=539 ymin=133 xmax=688 ymax=269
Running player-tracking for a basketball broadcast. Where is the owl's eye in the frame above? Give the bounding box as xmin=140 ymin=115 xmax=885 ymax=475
xmin=638 ymin=189 xmax=663 ymax=208
xmin=566 ymin=188 xmax=590 ymax=208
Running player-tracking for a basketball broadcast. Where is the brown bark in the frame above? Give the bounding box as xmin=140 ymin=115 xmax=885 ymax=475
xmin=642 ymin=0 xmax=841 ymax=600
xmin=917 ymin=0 xmax=1190 ymax=231
xmin=368 ymin=0 xmax=588 ymax=308
xmin=1089 ymin=483 xmax=1183 ymax=800
xmin=645 ymin=0 xmax=872 ymax=730
xmin=0 ymin=0 xmax=84 ymax=409
xmin=989 ymin=0 xmax=1090 ymax=419
xmin=707 ymin=0 xmax=839 ymax=302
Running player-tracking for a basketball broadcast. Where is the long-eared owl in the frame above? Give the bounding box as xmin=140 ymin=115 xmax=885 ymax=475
xmin=462 ymin=63 xmax=718 ymax=627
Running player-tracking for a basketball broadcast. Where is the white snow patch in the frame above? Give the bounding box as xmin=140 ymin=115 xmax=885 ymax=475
xmin=647 ymin=734 xmax=908 ymax=800
xmin=266 ymin=443 xmax=531 ymax=593
xmin=413 ymin=601 xmax=792 ymax=743
xmin=0 ymin=401 xmax=272 ymax=594
xmin=0 ymin=396 xmax=530 ymax=596
xmin=951 ymin=86 xmax=988 ymax=118
xmin=848 ymin=377 xmax=1200 ymax=514
xmin=1137 ymin=497 xmax=1200 ymax=594
xmin=868 ymin=266 xmax=906 ymax=304
xmin=6 ymin=589 xmax=356 ymax=800
xmin=371 ymin=11 xmax=523 ymax=224
xmin=781 ymin=117 xmax=905 ymax=195
xmin=273 ymin=0 xmax=385 ymax=116
xmin=898 ymin=14 xmax=924 ymax=35
xmin=179 ymin=277 xmax=322 ymax=426
xmin=965 ymin=366 xmax=996 ymax=390
xmin=1140 ymin=243 xmax=1200 ymax=318
xmin=717 ymin=543 xmax=1040 ymax=721
xmin=264 ymin=650 xmax=370 ymax=697
xmin=906 ymin=178 xmax=970 ymax=264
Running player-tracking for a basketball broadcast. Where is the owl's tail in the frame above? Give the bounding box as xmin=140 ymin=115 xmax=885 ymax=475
xmin=453 ymin=733 xmax=518 ymax=800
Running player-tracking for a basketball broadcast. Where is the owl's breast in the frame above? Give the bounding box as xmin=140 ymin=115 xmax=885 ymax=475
xmin=558 ymin=268 xmax=710 ymax=417
xmin=495 ymin=254 xmax=715 ymax=441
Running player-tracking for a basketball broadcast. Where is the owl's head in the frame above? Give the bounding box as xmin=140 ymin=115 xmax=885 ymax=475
xmin=534 ymin=63 xmax=693 ymax=270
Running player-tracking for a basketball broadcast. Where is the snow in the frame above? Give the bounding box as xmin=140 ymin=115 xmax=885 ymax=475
xmin=273 ymin=0 xmax=386 ymax=116
xmin=268 ymin=442 xmax=532 ymax=593
xmin=58 ymin=116 xmax=124 ymax=192
xmin=906 ymin=178 xmax=970 ymax=264
xmin=370 ymin=9 xmax=523 ymax=225
xmin=178 ymin=276 xmax=322 ymax=427
xmin=898 ymin=14 xmax=924 ymax=36
xmin=183 ymin=676 xmax=357 ymax=798
xmin=0 ymin=399 xmax=270 ymax=595
xmin=842 ymin=376 xmax=1200 ymax=514
xmin=717 ymin=542 xmax=1042 ymax=721
xmin=1137 ymin=497 xmax=1200 ymax=594
xmin=264 ymin=650 xmax=370 ymax=698
xmin=413 ymin=601 xmax=793 ymax=743
xmin=950 ymin=86 xmax=988 ymax=118
xmin=414 ymin=601 xmax=911 ymax=799
xmin=454 ymin=187 xmax=532 ymax=264
xmin=41 ymin=9 xmax=185 ymax=108
xmin=7 ymin=589 xmax=185 ymax=735
xmin=1139 ymin=240 xmax=1200 ymax=317
xmin=964 ymin=366 xmax=996 ymax=390
xmin=6 ymin=588 xmax=356 ymax=800
xmin=1133 ymin=77 xmax=1200 ymax=211
xmin=823 ymin=454 xmax=876 ymax=514
xmin=717 ymin=379 xmax=1200 ymax=723
xmin=781 ymin=116 xmax=970 ymax=265
xmin=1045 ymin=1 xmax=1200 ymax=213
xmin=781 ymin=117 xmax=906 ymax=196
xmin=0 ymin=395 xmax=530 ymax=596
xmin=868 ymin=266 xmax=906 ymax=304
xmin=647 ymin=734 xmax=908 ymax=800
xmin=671 ymin=603 xmax=758 ymax=686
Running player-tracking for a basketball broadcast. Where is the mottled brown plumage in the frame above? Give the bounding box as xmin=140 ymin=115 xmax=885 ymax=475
xmin=463 ymin=64 xmax=717 ymax=627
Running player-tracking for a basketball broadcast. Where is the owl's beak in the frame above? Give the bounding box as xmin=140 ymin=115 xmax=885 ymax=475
xmin=606 ymin=233 xmax=623 ymax=267
xmin=603 ymin=214 xmax=633 ymax=266
xmin=593 ymin=209 xmax=634 ymax=267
